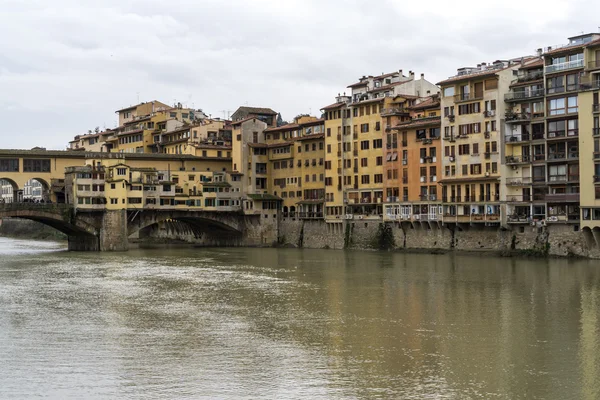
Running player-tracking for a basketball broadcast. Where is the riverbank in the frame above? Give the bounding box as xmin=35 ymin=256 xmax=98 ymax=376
xmin=0 ymin=218 xmax=67 ymax=241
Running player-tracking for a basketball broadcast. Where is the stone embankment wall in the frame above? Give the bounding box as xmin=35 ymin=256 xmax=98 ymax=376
xmin=277 ymin=218 xmax=600 ymax=259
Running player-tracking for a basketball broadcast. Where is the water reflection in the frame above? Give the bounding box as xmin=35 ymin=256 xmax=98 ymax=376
xmin=0 ymin=239 xmax=599 ymax=399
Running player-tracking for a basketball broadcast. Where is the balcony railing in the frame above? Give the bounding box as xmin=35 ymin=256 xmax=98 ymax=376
xmin=532 ymin=154 xmax=546 ymax=162
xmin=454 ymin=92 xmax=484 ymax=102
xmin=298 ymin=212 xmax=324 ymax=219
xmin=545 ymin=193 xmax=580 ymax=202
xmin=505 ymin=134 xmax=531 ymax=143
xmin=506 ymin=195 xmax=532 ymax=203
xmin=593 ymin=104 xmax=600 ymax=113
xmin=547 ymin=152 xmax=566 ymax=161
xmin=545 ymin=59 xmax=584 ymax=74
xmin=506 ymin=177 xmax=532 ymax=186
xmin=504 ymin=89 xmax=545 ymax=102
xmin=512 ymin=70 xmax=544 ymax=84
xmin=380 ymin=107 xmax=409 ymax=116
xmin=505 ymin=112 xmax=532 ymax=123
xmin=594 ymin=128 xmax=600 ymax=136
xmin=532 ymin=132 xmax=545 ymax=140
xmin=505 ymin=155 xmax=530 ymax=164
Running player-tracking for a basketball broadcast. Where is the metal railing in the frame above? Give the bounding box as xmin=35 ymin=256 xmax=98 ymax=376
xmin=504 ymin=89 xmax=544 ymax=101
xmin=454 ymin=92 xmax=484 ymax=102
xmin=505 ymin=134 xmax=531 ymax=143
xmin=505 ymin=155 xmax=531 ymax=164
xmin=545 ymin=59 xmax=584 ymax=74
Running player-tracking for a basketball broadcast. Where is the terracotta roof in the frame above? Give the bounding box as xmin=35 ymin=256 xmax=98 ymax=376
xmin=164 ymin=125 xmax=193 ymax=135
xmin=347 ymin=81 xmax=369 ymax=88
xmin=373 ymin=72 xmax=398 ymax=80
xmin=321 ymin=102 xmax=346 ymax=111
xmin=437 ymin=64 xmax=513 ymax=86
xmin=543 ymin=42 xmax=586 ymax=56
xmin=264 ymin=123 xmax=300 ymax=133
xmin=115 ymin=100 xmax=165 ymax=113
xmin=394 ymin=116 xmax=441 ymax=129
xmin=117 ymin=128 xmax=143 ymax=136
xmin=232 ymin=117 xmax=257 ymax=126
xmin=292 ymin=133 xmax=324 ymax=141
xmin=408 ymin=97 xmax=440 ymax=110
xmin=521 ymin=59 xmax=544 ymax=69
xmin=234 ymin=106 xmax=277 ymax=115
xmin=300 ymin=118 xmax=325 ymax=127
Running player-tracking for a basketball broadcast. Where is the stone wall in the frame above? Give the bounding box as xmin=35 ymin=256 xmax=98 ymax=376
xmin=277 ymin=218 xmax=600 ymax=258
xmin=99 ymin=209 xmax=128 ymax=251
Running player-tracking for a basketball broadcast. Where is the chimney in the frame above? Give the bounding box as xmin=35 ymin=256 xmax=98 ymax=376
xmin=427 ymin=90 xmax=431 ymax=95
xmin=399 ymin=69 xmax=403 ymax=76
xmin=409 ymin=71 xmax=414 ymax=78
xmin=420 ymin=73 xmax=425 ymax=79
xmin=536 ymin=48 xmax=543 ymax=56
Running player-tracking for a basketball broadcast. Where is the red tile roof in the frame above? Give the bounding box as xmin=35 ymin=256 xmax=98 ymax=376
xmin=321 ymin=102 xmax=346 ymax=111
xmin=408 ymin=97 xmax=440 ymax=110
xmin=264 ymin=123 xmax=300 ymax=133
xmin=394 ymin=116 xmax=441 ymax=129
xmin=347 ymin=81 xmax=369 ymax=88
xmin=292 ymin=133 xmax=324 ymax=141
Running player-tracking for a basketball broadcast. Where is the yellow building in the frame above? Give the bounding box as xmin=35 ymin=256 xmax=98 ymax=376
xmin=439 ymin=59 xmax=521 ymax=225
xmin=322 ymin=70 xmax=439 ymax=222
xmin=263 ymin=116 xmax=325 ymax=218
xmin=577 ymin=37 xmax=600 ymax=230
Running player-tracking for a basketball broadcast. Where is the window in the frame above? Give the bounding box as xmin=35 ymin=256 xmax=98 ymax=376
xmin=361 ymin=175 xmax=370 ymax=184
xmin=23 ymin=159 xmax=50 ymax=172
xmin=376 ymin=156 xmax=383 ymax=166
xmin=567 ymin=96 xmax=578 ymax=113
xmin=360 ymin=140 xmax=370 ymax=150
xmin=375 ymin=122 xmax=381 ymax=131
xmin=116 ymin=168 xmax=127 ymax=176
xmin=472 ymin=143 xmax=479 ymax=154
xmin=373 ymin=139 xmax=383 ymax=148
xmin=443 ymin=87 xmax=455 ymax=97
xmin=360 ymin=158 xmax=368 ymax=167
xmin=462 ymin=165 xmax=468 ymax=175
xmin=491 ymin=141 xmax=498 ymax=152
xmin=458 ymin=144 xmax=470 ymax=155
xmin=548 ymin=98 xmax=565 ymax=116
xmin=360 ymin=123 xmax=369 ymax=133
xmin=374 ymin=174 xmax=383 ymax=183
xmin=0 ymin=159 xmax=19 ymax=172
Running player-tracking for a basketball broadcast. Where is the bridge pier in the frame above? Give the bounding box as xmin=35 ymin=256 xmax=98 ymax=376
xmin=99 ymin=209 xmax=129 ymax=251
xmin=68 ymin=235 xmax=99 ymax=251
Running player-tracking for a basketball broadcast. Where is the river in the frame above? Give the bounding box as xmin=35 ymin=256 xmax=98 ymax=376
xmin=0 ymin=237 xmax=599 ymax=399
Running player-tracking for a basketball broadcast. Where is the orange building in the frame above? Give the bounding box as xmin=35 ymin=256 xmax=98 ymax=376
xmin=384 ymin=95 xmax=442 ymax=222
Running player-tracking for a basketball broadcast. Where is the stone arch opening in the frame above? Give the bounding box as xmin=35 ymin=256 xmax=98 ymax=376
xmin=134 ymin=216 xmax=242 ymax=245
xmin=23 ymin=178 xmax=51 ymax=203
xmin=582 ymin=227 xmax=596 ymax=249
xmin=0 ymin=178 xmax=19 ymax=203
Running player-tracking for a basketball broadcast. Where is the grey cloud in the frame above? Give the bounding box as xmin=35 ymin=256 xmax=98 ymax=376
xmin=1 ymin=0 xmax=599 ymax=149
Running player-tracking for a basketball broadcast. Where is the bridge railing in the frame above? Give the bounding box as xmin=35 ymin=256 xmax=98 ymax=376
xmin=0 ymin=203 xmax=72 ymax=213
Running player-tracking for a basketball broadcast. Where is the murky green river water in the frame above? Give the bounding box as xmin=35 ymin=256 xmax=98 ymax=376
xmin=0 ymin=237 xmax=599 ymax=399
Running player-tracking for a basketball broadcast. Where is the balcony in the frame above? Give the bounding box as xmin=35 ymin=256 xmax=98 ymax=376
xmin=532 ymin=154 xmax=546 ymax=162
xmin=298 ymin=212 xmax=324 ymax=220
xmin=505 ymin=112 xmax=532 ymax=123
xmin=454 ymin=92 xmax=484 ymax=103
xmin=380 ymin=107 xmax=409 ymax=116
xmin=545 ymin=193 xmax=580 ymax=202
xmin=594 ymin=104 xmax=600 ymax=113
xmin=512 ymin=70 xmax=544 ymax=84
xmin=545 ymin=59 xmax=584 ymax=74
xmin=505 ymin=133 xmax=531 ymax=143
xmin=547 ymin=152 xmax=566 ymax=161
xmin=506 ymin=177 xmax=532 ymax=186
xmin=337 ymin=134 xmax=341 ymax=141
xmin=504 ymin=89 xmax=545 ymax=102
xmin=594 ymin=128 xmax=600 ymax=137
xmin=505 ymin=155 xmax=530 ymax=164
xmin=506 ymin=194 xmax=532 ymax=203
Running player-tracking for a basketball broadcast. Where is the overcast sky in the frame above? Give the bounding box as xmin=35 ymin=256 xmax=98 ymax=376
xmin=0 ymin=0 xmax=598 ymax=149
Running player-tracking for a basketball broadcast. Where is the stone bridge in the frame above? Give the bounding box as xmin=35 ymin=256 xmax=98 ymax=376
xmin=0 ymin=203 xmax=272 ymax=251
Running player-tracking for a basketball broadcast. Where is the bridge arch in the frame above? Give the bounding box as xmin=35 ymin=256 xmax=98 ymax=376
xmin=0 ymin=178 xmax=19 ymax=203
xmin=0 ymin=204 xmax=99 ymax=239
xmin=128 ymin=211 xmax=244 ymax=244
